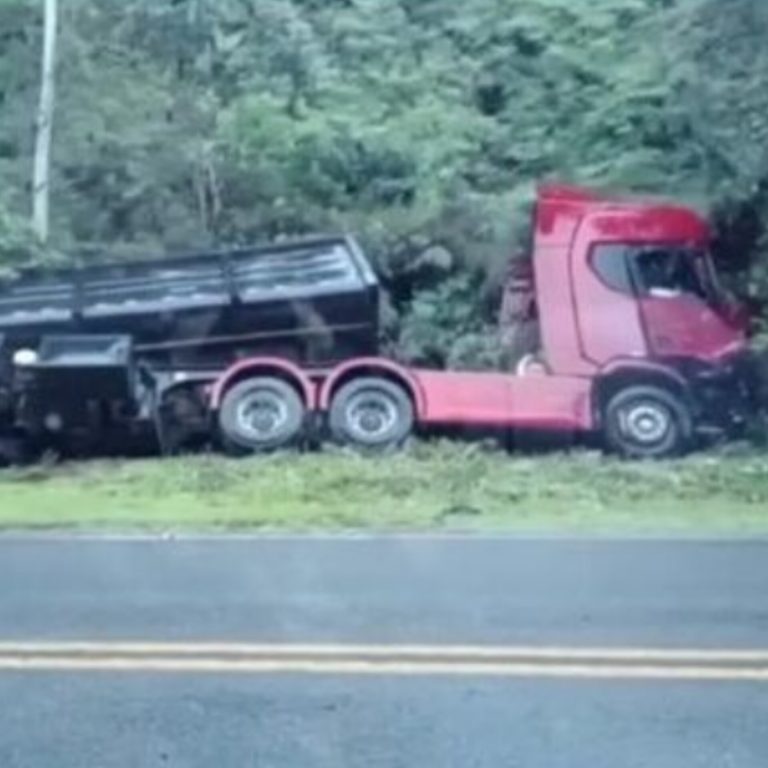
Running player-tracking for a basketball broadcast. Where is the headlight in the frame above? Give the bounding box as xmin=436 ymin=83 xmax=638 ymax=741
xmin=13 ymin=349 xmax=39 ymax=367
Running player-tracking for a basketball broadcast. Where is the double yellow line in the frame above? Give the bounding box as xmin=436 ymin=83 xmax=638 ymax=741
xmin=0 ymin=643 xmax=767 ymax=681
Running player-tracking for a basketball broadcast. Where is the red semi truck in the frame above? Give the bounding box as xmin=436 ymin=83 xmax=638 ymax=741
xmin=0 ymin=185 xmax=761 ymax=462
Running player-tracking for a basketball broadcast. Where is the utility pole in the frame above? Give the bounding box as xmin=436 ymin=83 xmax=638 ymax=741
xmin=32 ymin=0 xmax=58 ymax=244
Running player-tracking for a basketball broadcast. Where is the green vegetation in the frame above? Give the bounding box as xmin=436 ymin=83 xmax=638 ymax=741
xmin=2 ymin=0 xmax=768 ymax=361
xmin=2 ymin=442 xmax=768 ymax=533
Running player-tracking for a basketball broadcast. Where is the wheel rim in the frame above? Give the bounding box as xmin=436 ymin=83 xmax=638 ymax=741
xmin=618 ymin=401 xmax=674 ymax=446
xmin=235 ymin=391 xmax=289 ymax=442
xmin=345 ymin=391 xmax=399 ymax=441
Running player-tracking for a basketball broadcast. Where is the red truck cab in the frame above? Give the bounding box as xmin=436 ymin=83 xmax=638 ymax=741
xmin=210 ymin=185 xmax=758 ymax=459
xmin=533 ymin=184 xmax=746 ymax=371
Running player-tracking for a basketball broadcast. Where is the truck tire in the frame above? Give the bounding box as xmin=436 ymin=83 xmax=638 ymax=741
xmin=218 ymin=377 xmax=305 ymax=455
xmin=604 ymin=385 xmax=692 ymax=459
xmin=329 ymin=377 xmax=414 ymax=453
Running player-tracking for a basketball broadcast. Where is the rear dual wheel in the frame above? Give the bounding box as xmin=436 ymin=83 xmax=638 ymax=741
xmin=217 ymin=375 xmax=414 ymax=456
xmin=218 ymin=378 xmax=306 ymax=456
xmin=329 ymin=377 xmax=414 ymax=453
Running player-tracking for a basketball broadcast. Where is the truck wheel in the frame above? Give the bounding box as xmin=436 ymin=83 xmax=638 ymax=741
xmin=604 ymin=385 xmax=692 ymax=459
xmin=218 ymin=378 xmax=305 ymax=455
xmin=329 ymin=377 xmax=414 ymax=452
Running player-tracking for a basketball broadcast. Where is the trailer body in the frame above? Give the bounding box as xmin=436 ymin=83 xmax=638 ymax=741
xmin=0 ymin=236 xmax=379 ymax=368
xmin=0 ymin=237 xmax=378 ymax=456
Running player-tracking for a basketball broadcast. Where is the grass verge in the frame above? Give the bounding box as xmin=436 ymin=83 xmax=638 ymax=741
xmin=1 ymin=441 xmax=767 ymax=534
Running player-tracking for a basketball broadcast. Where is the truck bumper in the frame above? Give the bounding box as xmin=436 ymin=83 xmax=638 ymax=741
xmin=683 ymin=352 xmax=766 ymax=436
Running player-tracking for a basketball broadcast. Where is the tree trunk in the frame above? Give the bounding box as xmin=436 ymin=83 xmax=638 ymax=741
xmin=32 ymin=0 xmax=58 ymax=244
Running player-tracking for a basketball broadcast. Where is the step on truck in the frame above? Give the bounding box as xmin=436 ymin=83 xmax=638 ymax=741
xmin=0 ymin=185 xmax=762 ymax=464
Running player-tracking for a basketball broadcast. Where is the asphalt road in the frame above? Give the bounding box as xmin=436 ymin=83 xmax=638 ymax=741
xmin=0 ymin=535 xmax=766 ymax=767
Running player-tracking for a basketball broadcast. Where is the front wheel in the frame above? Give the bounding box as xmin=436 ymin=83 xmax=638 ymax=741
xmin=603 ymin=385 xmax=692 ymax=459
xmin=218 ymin=377 xmax=306 ymax=455
xmin=329 ymin=378 xmax=414 ymax=453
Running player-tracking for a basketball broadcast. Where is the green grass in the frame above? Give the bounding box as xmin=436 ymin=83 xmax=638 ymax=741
xmin=1 ymin=441 xmax=768 ymax=534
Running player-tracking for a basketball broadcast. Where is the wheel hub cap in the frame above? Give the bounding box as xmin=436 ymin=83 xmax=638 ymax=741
xmin=237 ymin=395 xmax=288 ymax=439
xmin=348 ymin=394 xmax=398 ymax=439
xmin=622 ymin=404 xmax=670 ymax=445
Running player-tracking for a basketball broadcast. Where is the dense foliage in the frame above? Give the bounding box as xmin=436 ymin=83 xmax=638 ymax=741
xmin=1 ymin=0 xmax=767 ymax=362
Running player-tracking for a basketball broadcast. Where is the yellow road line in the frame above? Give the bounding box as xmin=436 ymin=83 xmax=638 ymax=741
xmin=0 ymin=642 xmax=766 ymax=663
xmin=0 ymin=657 xmax=767 ymax=681
xmin=0 ymin=643 xmax=766 ymax=680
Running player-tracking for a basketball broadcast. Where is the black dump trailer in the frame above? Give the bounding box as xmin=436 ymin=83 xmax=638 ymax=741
xmin=0 ymin=236 xmax=379 ymax=461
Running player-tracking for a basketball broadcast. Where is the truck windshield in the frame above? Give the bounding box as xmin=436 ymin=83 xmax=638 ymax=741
xmin=632 ymin=246 xmax=720 ymax=305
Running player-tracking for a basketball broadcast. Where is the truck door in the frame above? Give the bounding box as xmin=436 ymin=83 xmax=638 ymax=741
xmin=572 ymin=238 xmax=647 ymax=369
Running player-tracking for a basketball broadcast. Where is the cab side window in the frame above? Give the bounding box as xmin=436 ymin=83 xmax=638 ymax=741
xmin=591 ymin=245 xmax=634 ymax=294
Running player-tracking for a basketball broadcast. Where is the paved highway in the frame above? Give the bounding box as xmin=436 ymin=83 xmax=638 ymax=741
xmin=0 ymin=535 xmax=766 ymax=767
